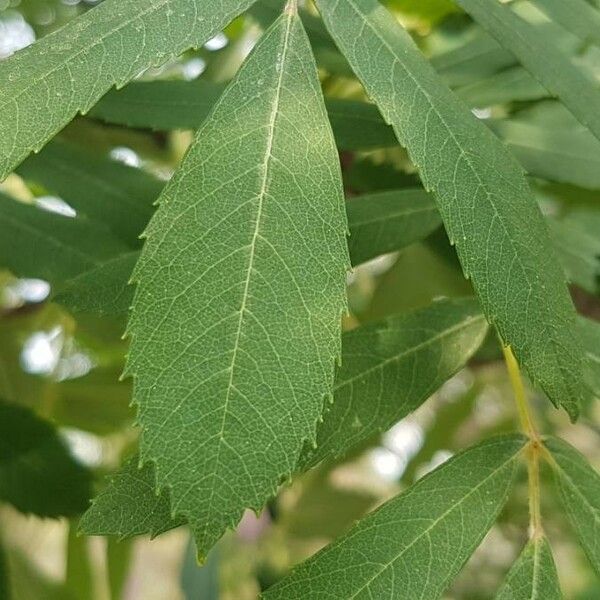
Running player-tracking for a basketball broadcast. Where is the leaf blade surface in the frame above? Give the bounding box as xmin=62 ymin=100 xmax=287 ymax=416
xmin=315 ymin=0 xmax=588 ymax=418
xmin=265 ymin=434 xmax=526 ymax=600
xmin=0 ymin=0 xmax=258 ymax=178
xmin=127 ymin=9 xmax=348 ymax=555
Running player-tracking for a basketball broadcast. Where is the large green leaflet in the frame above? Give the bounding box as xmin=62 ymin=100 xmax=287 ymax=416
xmin=265 ymin=435 xmax=527 ymax=599
xmin=0 ymin=191 xmax=128 ymax=283
xmin=455 ymin=0 xmax=600 ymax=143
xmin=315 ymin=0 xmax=587 ymax=418
xmin=0 ymin=0 xmax=258 ymax=179
xmin=495 ymin=537 xmax=562 ymax=600
xmin=82 ymin=298 xmax=488 ymax=539
xmin=545 ymin=437 xmax=600 ymax=575
xmin=126 ymin=8 xmax=349 ymax=555
xmin=17 ymin=140 xmax=162 ymax=247
xmin=0 ymin=400 xmax=92 ymax=518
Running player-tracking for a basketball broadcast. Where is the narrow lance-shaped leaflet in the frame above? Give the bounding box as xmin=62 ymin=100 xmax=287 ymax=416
xmin=315 ymin=0 xmax=588 ymax=418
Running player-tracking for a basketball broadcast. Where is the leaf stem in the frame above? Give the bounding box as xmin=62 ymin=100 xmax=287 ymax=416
xmin=502 ymin=345 xmax=543 ymax=537
xmin=502 ymin=345 xmax=539 ymax=442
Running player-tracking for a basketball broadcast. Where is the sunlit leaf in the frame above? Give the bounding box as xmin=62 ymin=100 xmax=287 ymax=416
xmin=0 ymin=0 xmax=259 ymax=178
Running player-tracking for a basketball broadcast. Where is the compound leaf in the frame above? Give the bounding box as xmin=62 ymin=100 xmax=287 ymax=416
xmin=0 ymin=0 xmax=258 ymax=179
xmin=0 ymin=400 xmax=92 ymax=518
xmin=316 ymin=0 xmax=588 ymax=418
xmin=126 ymin=8 xmax=348 ymax=556
xmin=545 ymin=436 xmax=600 ymax=575
xmin=495 ymin=537 xmax=562 ymax=600
xmin=264 ymin=434 xmax=527 ymax=600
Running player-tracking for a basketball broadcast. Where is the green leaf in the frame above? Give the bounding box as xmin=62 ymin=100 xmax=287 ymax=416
xmin=579 ymin=317 xmax=600 ymax=399
xmin=82 ymin=298 xmax=488 ymax=539
xmin=315 ymin=0 xmax=587 ymax=418
xmin=304 ymin=297 xmax=488 ymax=467
xmin=325 ymin=99 xmax=397 ymax=150
xmin=430 ymin=29 xmax=514 ymax=87
xmin=0 ymin=400 xmax=92 ymax=518
xmin=545 ymin=436 xmax=600 ymax=575
xmin=126 ymin=9 xmax=349 ymax=556
xmin=17 ymin=140 xmax=161 ymax=247
xmin=93 ymin=81 xmax=397 ymax=150
xmin=495 ymin=537 xmax=562 ymax=600
xmin=79 ymin=458 xmax=184 ymax=539
xmin=54 ymin=252 xmax=140 ymax=317
xmin=550 ymin=217 xmax=600 ymax=295
xmin=264 ymin=434 xmax=527 ymax=600
xmin=106 ymin=538 xmax=134 ymax=600
xmin=65 ymin=524 xmax=93 ymax=600
xmin=90 ymin=80 xmax=226 ymax=131
xmin=530 ymin=0 xmax=600 ymax=47
xmin=0 ymin=191 xmax=128 ymax=283
xmin=455 ymin=0 xmax=600 ymax=142
xmin=0 ymin=0 xmax=259 ymax=179
xmin=455 ymin=67 xmax=547 ymax=108
xmin=488 ymin=119 xmax=600 ymax=191
xmin=346 ymin=189 xmax=441 ymax=265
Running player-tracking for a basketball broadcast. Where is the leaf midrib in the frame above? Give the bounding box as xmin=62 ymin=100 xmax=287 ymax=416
xmin=334 ymin=313 xmax=486 ymax=394
xmin=199 ymin=10 xmax=295 ymax=538
xmin=344 ymin=438 xmax=524 ymax=599
xmin=338 ymin=0 xmax=568 ymax=402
